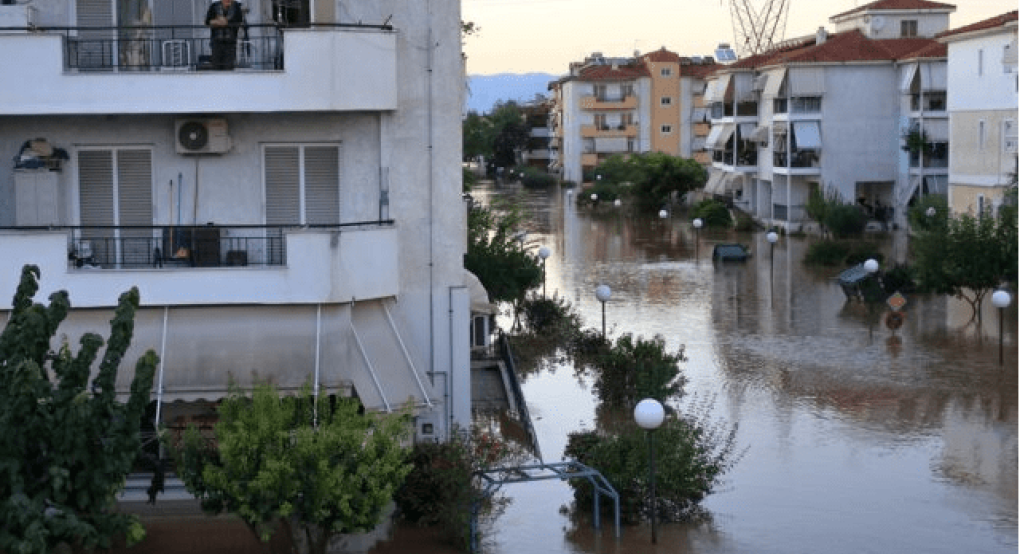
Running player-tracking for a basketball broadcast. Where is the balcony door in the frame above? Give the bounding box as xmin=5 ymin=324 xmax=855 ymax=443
xmin=77 ymin=148 xmax=154 ymax=268
xmin=263 ymin=144 xmax=341 ymax=263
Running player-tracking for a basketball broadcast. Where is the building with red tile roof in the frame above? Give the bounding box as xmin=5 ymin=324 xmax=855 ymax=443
xmin=700 ymin=3 xmax=956 ymax=232
xmin=548 ymin=49 xmax=719 ymax=182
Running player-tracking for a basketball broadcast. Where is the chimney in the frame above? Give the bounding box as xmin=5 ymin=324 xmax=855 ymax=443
xmin=816 ymin=26 xmax=828 ymax=45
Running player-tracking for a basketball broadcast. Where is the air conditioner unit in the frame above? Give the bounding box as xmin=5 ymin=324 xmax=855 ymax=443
xmin=175 ymin=118 xmax=231 ymax=154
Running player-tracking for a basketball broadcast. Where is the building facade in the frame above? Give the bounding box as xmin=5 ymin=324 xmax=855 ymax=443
xmin=938 ymin=11 xmax=1018 ymax=215
xmin=703 ymin=0 xmax=956 ymax=230
xmin=0 ymin=0 xmax=471 ymax=441
xmin=548 ymin=50 xmax=717 ymax=184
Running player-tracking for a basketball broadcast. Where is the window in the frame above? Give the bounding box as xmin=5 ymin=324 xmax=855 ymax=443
xmin=660 ymin=96 xmax=672 ymax=106
xmin=791 ymin=96 xmax=822 ymax=113
xmin=978 ymin=120 xmax=987 ymax=150
xmin=661 ymin=125 xmax=673 ymax=134
xmin=773 ymin=97 xmax=788 ymax=114
xmin=77 ymin=147 xmax=154 ymax=267
xmin=978 ymin=49 xmax=984 ymax=76
xmin=621 ymin=84 xmax=635 ymax=98
xmin=1004 ymin=119 xmax=1018 ymax=153
xmin=660 ymin=67 xmax=672 ymax=77
xmin=594 ymin=114 xmax=608 ymax=130
xmin=900 ymin=20 xmax=918 ymax=38
xmin=264 ymin=144 xmax=341 ymax=226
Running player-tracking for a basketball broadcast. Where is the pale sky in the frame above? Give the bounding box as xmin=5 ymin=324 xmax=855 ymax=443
xmin=462 ymin=0 xmax=1019 ymax=75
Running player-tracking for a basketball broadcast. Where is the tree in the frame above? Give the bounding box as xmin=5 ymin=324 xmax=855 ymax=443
xmin=462 ymin=111 xmax=492 ymax=162
xmin=173 ymin=382 xmax=412 ymax=554
xmin=487 ymin=101 xmax=530 ymax=173
xmin=910 ymin=206 xmax=1017 ymax=322
xmin=593 ymin=153 xmax=706 ymax=212
xmin=0 ymin=265 xmax=157 ymax=554
xmin=576 ymin=334 xmax=687 ymax=409
xmin=464 ymin=197 xmax=542 ymax=305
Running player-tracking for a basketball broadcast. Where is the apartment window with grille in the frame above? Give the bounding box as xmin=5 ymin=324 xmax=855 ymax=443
xmin=791 ymin=96 xmax=822 ymax=113
xmin=900 ymin=20 xmax=918 ymax=38
xmin=660 ymin=67 xmax=672 ymax=77
xmin=661 ymin=125 xmax=673 ymax=134
xmin=660 ymin=96 xmax=672 ymax=106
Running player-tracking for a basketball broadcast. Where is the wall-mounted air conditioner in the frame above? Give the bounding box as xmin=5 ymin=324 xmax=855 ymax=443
xmin=175 ymin=118 xmax=232 ymax=155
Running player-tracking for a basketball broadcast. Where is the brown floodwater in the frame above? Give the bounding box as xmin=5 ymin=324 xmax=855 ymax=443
xmin=470 ymin=182 xmax=1017 ymax=554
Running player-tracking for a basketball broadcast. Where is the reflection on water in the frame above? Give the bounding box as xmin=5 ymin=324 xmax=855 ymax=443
xmin=471 ymin=182 xmax=1017 ymax=554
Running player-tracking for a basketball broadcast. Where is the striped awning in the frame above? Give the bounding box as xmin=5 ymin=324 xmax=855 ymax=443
xmin=704 ymin=171 xmax=726 ymax=194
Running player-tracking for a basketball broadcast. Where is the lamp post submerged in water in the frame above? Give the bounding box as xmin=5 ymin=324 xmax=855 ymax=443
xmin=538 ymin=246 xmax=551 ymax=298
xmin=595 ymin=284 xmax=612 ymax=339
xmin=992 ymin=289 xmax=1011 ymax=366
xmin=634 ymin=398 xmax=665 ymax=544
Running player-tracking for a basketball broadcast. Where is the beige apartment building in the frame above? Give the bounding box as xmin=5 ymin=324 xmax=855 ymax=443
xmin=548 ymin=49 xmax=717 ymax=183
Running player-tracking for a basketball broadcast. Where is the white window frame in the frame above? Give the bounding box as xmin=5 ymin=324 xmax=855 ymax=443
xmin=660 ymin=124 xmax=673 ymax=135
xmin=660 ymin=67 xmax=672 ymax=77
xmin=660 ymin=96 xmax=672 ymax=106
xmin=900 ymin=20 xmax=918 ymax=38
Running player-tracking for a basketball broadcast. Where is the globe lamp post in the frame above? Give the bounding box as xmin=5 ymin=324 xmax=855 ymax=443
xmin=692 ymin=218 xmax=703 ymax=258
xmin=766 ymin=231 xmax=778 ymax=305
xmin=538 ymin=246 xmax=551 ymax=298
xmin=992 ymin=289 xmax=1012 ymax=366
xmin=595 ymin=284 xmax=612 ymax=338
xmin=634 ymin=398 xmax=665 ymax=544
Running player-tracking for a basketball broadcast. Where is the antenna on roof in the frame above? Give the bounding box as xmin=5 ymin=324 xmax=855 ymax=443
xmin=726 ymin=0 xmax=792 ymax=57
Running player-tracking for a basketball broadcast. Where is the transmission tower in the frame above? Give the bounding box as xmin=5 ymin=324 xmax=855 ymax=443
xmin=727 ymin=0 xmax=792 ymax=57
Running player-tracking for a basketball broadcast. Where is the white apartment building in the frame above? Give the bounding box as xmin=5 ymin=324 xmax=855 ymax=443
xmin=0 ymin=0 xmax=471 ymax=441
xmin=704 ymin=0 xmax=956 ymax=230
xmin=938 ymin=11 xmax=1018 ymax=215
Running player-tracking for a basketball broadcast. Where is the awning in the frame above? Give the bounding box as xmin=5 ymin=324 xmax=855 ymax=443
xmin=762 ymin=68 xmax=786 ymax=97
xmin=466 ymin=271 xmax=496 ymax=315
xmin=789 ymin=67 xmax=825 ymax=96
xmin=722 ymin=173 xmax=744 ymax=192
xmin=738 ymin=123 xmax=757 ymax=141
xmin=718 ymin=73 xmax=734 ymax=102
xmin=692 ymin=136 xmax=707 ymax=151
xmin=752 ymin=74 xmax=769 ymax=91
xmin=707 ymin=124 xmax=735 ymax=150
xmin=772 ymin=122 xmax=788 ymax=152
xmin=923 ymin=174 xmax=948 ymax=195
xmin=922 ymin=118 xmax=949 ymax=141
xmin=899 ymin=63 xmax=918 ymax=93
xmin=749 ymin=124 xmax=771 ymax=143
xmin=732 ymin=73 xmax=754 ymax=103
xmin=704 ymin=171 xmax=726 ymax=194
xmin=53 ymin=302 xmax=433 ymax=412
xmin=919 ymin=63 xmax=946 ymax=91
xmin=692 ymin=106 xmax=709 ymax=123
xmin=703 ymin=79 xmax=723 ymax=104
xmin=792 ymin=121 xmax=822 ymax=149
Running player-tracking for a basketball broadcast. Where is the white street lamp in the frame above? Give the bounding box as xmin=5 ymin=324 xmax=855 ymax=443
xmin=538 ymin=246 xmax=551 ymax=298
xmin=766 ymin=231 xmax=779 ymax=305
xmin=595 ymin=284 xmax=612 ymax=338
xmin=634 ymin=398 xmax=665 ymax=544
xmin=864 ymin=258 xmax=879 ymax=275
xmin=614 ymin=198 xmax=622 ymax=208
xmin=992 ymin=289 xmax=1012 ymax=366
xmin=659 ymin=209 xmax=668 ymax=220
xmin=692 ymin=218 xmax=703 ymax=258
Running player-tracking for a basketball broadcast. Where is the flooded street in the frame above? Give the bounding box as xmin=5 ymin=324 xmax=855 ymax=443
xmin=473 ymin=182 xmax=1017 ymax=554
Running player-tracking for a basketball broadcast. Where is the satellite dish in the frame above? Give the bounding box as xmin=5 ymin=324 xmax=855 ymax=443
xmin=872 ymin=16 xmax=886 ymax=30
xmin=178 ymin=121 xmax=209 ymax=151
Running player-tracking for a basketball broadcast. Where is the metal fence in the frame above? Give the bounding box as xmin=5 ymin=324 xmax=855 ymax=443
xmin=68 ymin=225 xmax=287 ymax=269
xmin=60 ymin=24 xmax=283 ymax=71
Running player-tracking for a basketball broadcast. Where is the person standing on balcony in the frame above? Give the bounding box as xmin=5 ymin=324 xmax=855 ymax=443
xmin=206 ymin=0 xmax=247 ymax=70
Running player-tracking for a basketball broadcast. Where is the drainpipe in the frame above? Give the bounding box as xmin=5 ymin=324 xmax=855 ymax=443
xmin=313 ymin=303 xmax=321 ymax=428
xmin=446 ymin=287 xmax=459 ymax=434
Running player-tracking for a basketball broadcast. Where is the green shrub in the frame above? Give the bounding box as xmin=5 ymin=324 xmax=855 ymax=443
xmin=881 ymin=263 xmax=916 ymax=294
xmin=691 ymin=199 xmax=732 ymax=228
xmin=733 ymin=211 xmax=756 ymax=232
xmin=564 ymin=406 xmax=739 ymax=523
xmin=826 ymin=203 xmax=867 ymax=238
xmin=518 ymin=166 xmax=557 ymax=189
xmin=844 ymin=244 xmax=883 ymax=267
xmin=803 ymin=240 xmax=851 ymax=266
xmin=575 ymin=334 xmax=687 ymax=409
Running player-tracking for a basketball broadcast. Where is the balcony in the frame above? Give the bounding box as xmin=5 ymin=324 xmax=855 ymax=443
xmin=581 ymin=124 xmax=639 ymax=138
xmin=773 ymin=149 xmax=821 ymax=174
xmin=0 ymin=24 xmax=397 ymax=115
xmin=0 ymin=222 xmax=398 ymax=309
xmin=580 ymin=95 xmax=638 ymax=110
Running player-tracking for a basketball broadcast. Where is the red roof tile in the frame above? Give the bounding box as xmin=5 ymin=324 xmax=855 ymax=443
xmin=771 ymin=30 xmax=943 ymax=63
xmin=644 ymin=48 xmax=682 ymax=63
xmin=682 ymin=63 xmax=722 ymax=79
xmin=936 ymin=10 xmax=1018 ymax=40
xmin=577 ymin=63 xmax=650 ymax=81
xmin=830 ymin=0 xmax=956 ymax=21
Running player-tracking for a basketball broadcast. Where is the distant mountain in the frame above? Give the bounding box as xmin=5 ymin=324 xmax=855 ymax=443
xmin=466 ymin=73 xmax=558 ymax=114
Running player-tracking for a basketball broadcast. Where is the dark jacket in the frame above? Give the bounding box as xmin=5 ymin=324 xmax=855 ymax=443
xmin=206 ymin=1 xmax=246 ymax=41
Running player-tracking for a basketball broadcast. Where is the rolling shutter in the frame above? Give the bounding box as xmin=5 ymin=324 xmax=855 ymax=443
xmin=265 ymin=146 xmax=301 ymax=225
xmin=304 ymin=145 xmax=340 ymax=225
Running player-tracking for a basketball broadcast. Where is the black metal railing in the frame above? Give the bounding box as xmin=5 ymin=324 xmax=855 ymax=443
xmin=58 ymin=24 xmax=284 ymax=71
xmin=774 ymin=149 xmax=820 ymax=168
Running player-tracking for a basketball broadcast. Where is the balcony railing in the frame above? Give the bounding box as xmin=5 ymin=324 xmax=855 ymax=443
xmin=773 ymin=149 xmax=820 ymax=168
xmin=51 ymin=24 xmax=284 ymax=72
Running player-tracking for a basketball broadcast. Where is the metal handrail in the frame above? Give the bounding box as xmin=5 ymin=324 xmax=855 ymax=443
xmin=497 ymin=330 xmax=542 ymax=462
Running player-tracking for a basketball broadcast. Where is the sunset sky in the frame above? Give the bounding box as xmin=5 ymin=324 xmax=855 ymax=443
xmin=462 ymin=0 xmax=1018 ymax=75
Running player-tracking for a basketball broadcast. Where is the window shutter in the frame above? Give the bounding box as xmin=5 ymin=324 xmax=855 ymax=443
xmin=78 ymin=149 xmax=114 ymax=264
xmin=304 ymin=145 xmax=340 ymax=225
xmin=265 ymin=146 xmax=301 ymax=225
xmin=117 ymin=149 xmax=153 ymax=266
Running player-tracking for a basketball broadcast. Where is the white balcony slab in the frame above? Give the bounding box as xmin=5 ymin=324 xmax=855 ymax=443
xmin=0 ymin=226 xmax=398 ymax=308
xmin=0 ymin=28 xmax=396 ymax=115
